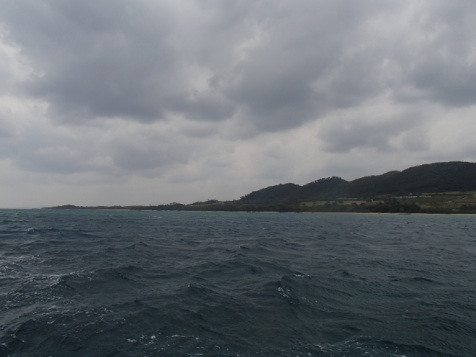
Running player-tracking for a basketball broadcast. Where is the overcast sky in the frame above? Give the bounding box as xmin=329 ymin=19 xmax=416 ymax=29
xmin=1 ymin=0 xmax=475 ymax=207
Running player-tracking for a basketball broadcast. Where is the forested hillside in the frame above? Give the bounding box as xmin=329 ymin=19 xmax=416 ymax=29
xmin=51 ymin=161 xmax=476 ymax=213
xmin=239 ymin=161 xmax=476 ymax=203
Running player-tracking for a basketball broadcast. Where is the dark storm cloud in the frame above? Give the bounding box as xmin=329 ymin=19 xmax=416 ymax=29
xmin=0 ymin=0 xmax=237 ymax=123
xmin=0 ymin=1 xmax=179 ymax=121
xmin=1 ymin=0 xmax=475 ymax=133
xmin=224 ymin=1 xmax=384 ymax=131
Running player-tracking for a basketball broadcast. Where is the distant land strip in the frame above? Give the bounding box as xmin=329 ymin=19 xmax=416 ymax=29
xmin=49 ymin=161 xmax=476 ymax=214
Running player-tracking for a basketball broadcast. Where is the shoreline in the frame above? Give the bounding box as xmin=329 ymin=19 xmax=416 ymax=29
xmin=36 ymin=206 xmax=476 ymax=216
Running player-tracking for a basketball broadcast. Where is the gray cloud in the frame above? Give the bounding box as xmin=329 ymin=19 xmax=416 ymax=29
xmin=17 ymin=146 xmax=85 ymax=174
xmin=5 ymin=0 xmax=468 ymax=131
xmin=319 ymin=118 xmax=413 ymax=153
xmin=110 ymin=137 xmax=190 ymax=173
xmin=388 ymin=1 xmax=476 ymax=107
xmin=1 ymin=1 xmax=178 ymax=121
xmin=2 ymin=1 xmax=475 ymax=130
xmin=1 ymin=1 xmax=476 ymax=207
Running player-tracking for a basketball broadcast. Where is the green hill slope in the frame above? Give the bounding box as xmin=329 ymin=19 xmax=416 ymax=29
xmin=239 ymin=161 xmax=476 ymax=203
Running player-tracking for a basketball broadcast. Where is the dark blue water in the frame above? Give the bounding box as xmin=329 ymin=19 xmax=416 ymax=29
xmin=1 ymin=209 xmax=475 ymax=356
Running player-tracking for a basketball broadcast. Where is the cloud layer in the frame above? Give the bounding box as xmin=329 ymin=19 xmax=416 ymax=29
xmin=1 ymin=0 xmax=475 ymax=207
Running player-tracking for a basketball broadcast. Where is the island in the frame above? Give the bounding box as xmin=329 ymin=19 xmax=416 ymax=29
xmin=49 ymin=161 xmax=476 ymax=214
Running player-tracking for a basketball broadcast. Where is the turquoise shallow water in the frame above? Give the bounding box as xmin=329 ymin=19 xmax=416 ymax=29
xmin=1 ymin=209 xmax=475 ymax=356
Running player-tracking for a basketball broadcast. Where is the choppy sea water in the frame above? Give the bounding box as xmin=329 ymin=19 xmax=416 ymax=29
xmin=1 ymin=209 xmax=475 ymax=356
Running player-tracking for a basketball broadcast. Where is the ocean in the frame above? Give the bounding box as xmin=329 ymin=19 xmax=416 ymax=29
xmin=0 ymin=209 xmax=475 ymax=356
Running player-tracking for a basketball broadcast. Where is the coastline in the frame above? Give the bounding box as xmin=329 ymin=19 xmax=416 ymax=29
xmin=42 ymin=205 xmax=476 ymax=215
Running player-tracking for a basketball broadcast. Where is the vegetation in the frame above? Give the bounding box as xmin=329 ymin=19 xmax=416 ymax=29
xmin=49 ymin=161 xmax=476 ymax=214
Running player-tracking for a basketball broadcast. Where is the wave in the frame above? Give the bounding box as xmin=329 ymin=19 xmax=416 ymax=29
xmin=1 ymin=210 xmax=475 ymax=356
xmin=315 ymin=336 xmax=454 ymax=357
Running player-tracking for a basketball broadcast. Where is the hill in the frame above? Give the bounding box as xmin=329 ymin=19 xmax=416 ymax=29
xmin=239 ymin=161 xmax=476 ymax=204
xmin=49 ymin=161 xmax=476 ymax=213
